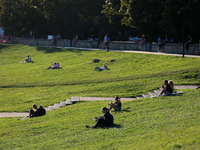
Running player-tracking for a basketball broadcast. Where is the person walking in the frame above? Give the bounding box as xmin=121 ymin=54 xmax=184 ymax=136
xmin=158 ymin=36 xmax=163 ymax=53
xmin=1 ymin=33 xmax=5 ymax=43
xmin=104 ymin=34 xmax=110 ymax=51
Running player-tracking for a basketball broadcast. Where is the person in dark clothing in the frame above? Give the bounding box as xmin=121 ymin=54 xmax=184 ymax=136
xmin=140 ymin=34 xmax=146 ymax=47
xmin=108 ymin=96 xmax=122 ymax=111
xmin=184 ymin=35 xmax=192 ymax=50
xmin=29 ymin=104 xmax=38 ymax=118
xmin=28 ymin=104 xmax=46 ymax=118
xmin=86 ymin=107 xmax=114 ymax=128
xmin=37 ymin=105 xmax=46 ymax=116
xmin=157 ymin=80 xmax=173 ymax=96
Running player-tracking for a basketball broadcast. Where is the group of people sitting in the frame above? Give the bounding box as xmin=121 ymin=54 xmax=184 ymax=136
xmin=86 ymin=96 xmax=121 ymax=128
xmin=19 ymin=104 xmax=46 ymax=120
xmin=29 ymin=104 xmax=46 ymax=118
xmin=46 ymin=62 xmax=60 ymax=69
xmin=20 ymin=55 xmax=61 ymax=70
xmin=86 ymin=80 xmax=175 ymax=128
xmin=157 ymin=80 xmax=174 ymax=96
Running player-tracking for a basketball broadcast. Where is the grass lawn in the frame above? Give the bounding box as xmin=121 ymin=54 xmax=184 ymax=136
xmin=0 ymin=44 xmax=200 ymax=149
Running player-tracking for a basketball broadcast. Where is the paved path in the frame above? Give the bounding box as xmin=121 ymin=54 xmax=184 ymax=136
xmin=0 ymin=112 xmax=28 ymax=118
xmin=1 ymin=85 xmax=198 ymax=118
xmin=79 ymin=97 xmax=136 ymax=101
xmin=174 ymin=85 xmax=199 ymax=89
xmin=41 ymin=45 xmax=200 ymax=58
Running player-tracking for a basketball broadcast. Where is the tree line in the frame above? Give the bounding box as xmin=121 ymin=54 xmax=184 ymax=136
xmin=0 ymin=0 xmax=199 ymax=43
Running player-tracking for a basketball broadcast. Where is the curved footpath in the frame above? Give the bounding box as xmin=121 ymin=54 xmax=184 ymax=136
xmin=43 ymin=45 xmax=200 ymax=58
xmin=0 ymin=86 xmax=198 ymax=118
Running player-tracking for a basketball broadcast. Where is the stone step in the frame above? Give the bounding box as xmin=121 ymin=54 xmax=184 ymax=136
xmin=66 ymin=99 xmax=72 ymax=105
xmin=154 ymin=90 xmax=160 ymax=94
xmin=48 ymin=106 xmax=54 ymax=111
xmin=142 ymin=94 xmax=149 ymax=98
xmin=60 ymin=101 xmax=66 ymax=107
xmin=148 ymin=92 xmax=156 ymax=97
xmin=136 ymin=96 xmax=143 ymax=99
xmin=54 ymin=103 xmax=60 ymax=109
xmin=71 ymin=96 xmax=79 ymax=103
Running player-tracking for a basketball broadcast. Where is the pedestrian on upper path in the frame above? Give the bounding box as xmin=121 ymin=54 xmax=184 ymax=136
xmin=104 ymin=34 xmax=110 ymax=51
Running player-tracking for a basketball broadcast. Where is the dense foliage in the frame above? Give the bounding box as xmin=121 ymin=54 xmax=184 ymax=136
xmin=0 ymin=0 xmax=200 ymax=42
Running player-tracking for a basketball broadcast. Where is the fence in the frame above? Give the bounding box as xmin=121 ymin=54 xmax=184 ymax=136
xmin=3 ymin=38 xmax=200 ymax=55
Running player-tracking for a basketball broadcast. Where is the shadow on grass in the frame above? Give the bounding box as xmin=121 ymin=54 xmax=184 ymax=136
xmin=0 ymin=44 xmax=13 ymax=53
xmin=109 ymin=124 xmax=121 ymax=128
xmin=111 ymin=107 xmax=131 ymax=113
xmin=45 ymin=67 xmax=63 ymax=70
xmin=36 ymin=46 xmax=90 ymax=54
xmin=94 ymin=124 xmax=122 ymax=129
xmin=170 ymin=93 xmax=184 ymax=97
xmin=98 ymin=69 xmax=110 ymax=71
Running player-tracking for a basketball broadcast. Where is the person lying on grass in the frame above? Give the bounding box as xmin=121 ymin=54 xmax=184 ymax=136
xmin=86 ymin=107 xmax=114 ymax=128
xmin=108 ymin=96 xmax=122 ymax=111
xmin=157 ymin=80 xmax=173 ymax=96
xmin=93 ymin=63 xmax=109 ymax=71
xmin=46 ymin=62 xmax=60 ymax=69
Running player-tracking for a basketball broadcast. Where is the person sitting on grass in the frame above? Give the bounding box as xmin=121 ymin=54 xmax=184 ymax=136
xmin=37 ymin=105 xmax=46 ymax=116
xmin=169 ymin=80 xmax=174 ymax=93
xmin=25 ymin=55 xmax=31 ymax=62
xmin=108 ymin=96 xmax=122 ymax=111
xmin=20 ymin=55 xmax=31 ymax=63
xmin=56 ymin=62 xmax=60 ymax=68
xmin=157 ymin=80 xmax=173 ymax=96
xmin=29 ymin=104 xmax=38 ymax=118
xmin=93 ymin=63 xmax=109 ymax=71
xmin=46 ymin=62 xmax=58 ymax=69
xmin=24 ymin=104 xmax=46 ymax=119
xmin=86 ymin=107 xmax=114 ymax=128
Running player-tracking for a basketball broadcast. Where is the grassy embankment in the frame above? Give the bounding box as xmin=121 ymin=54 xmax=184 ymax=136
xmin=0 ymin=44 xmax=200 ymax=149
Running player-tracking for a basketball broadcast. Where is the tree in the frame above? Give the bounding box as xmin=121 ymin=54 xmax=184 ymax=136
xmin=120 ymin=0 xmax=164 ymax=41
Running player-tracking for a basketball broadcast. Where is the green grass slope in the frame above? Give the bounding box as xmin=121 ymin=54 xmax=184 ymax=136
xmin=0 ymin=89 xmax=200 ymax=149
xmin=0 ymin=44 xmax=200 ymax=149
xmin=0 ymin=44 xmax=200 ymax=112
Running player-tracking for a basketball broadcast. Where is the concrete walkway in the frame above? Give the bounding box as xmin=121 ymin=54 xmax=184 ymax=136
xmin=42 ymin=45 xmax=200 ymax=58
xmin=1 ymin=85 xmax=198 ymax=118
xmin=0 ymin=112 xmax=28 ymax=118
xmin=174 ymin=85 xmax=199 ymax=89
xmin=79 ymin=97 xmax=136 ymax=101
